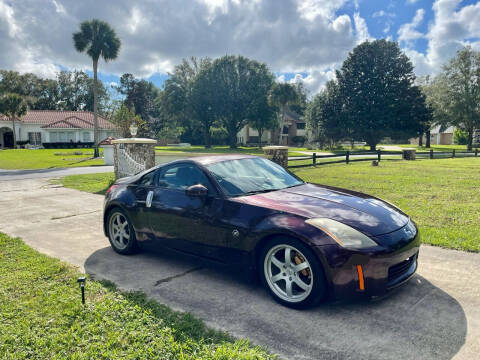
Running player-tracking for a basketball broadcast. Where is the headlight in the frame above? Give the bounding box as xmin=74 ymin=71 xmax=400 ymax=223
xmin=305 ymin=218 xmax=378 ymax=249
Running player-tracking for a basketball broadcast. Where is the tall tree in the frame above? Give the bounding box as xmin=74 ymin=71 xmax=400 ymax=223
xmin=441 ymin=46 xmax=480 ymax=150
xmin=196 ymin=55 xmax=275 ymax=148
xmin=57 ymin=70 xmax=108 ymax=112
xmin=112 ymin=104 xmax=145 ymax=138
xmin=73 ymin=19 xmax=121 ymax=157
xmin=0 ymin=93 xmax=27 ymax=148
xmin=336 ymin=39 xmax=426 ymax=150
xmin=305 ymin=80 xmax=346 ymax=149
xmin=419 ymin=75 xmax=451 ymax=148
xmin=162 ymin=57 xmax=212 ymax=145
xmin=116 ymin=74 xmax=159 ymax=130
xmin=288 ymin=81 xmax=309 ymax=116
xmin=268 ymin=82 xmax=298 ymax=145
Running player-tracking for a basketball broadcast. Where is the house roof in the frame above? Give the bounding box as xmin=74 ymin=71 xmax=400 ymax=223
xmin=284 ymin=108 xmax=302 ymax=123
xmin=1 ymin=110 xmax=116 ymax=129
xmin=430 ymin=125 xmax=455 ymax=134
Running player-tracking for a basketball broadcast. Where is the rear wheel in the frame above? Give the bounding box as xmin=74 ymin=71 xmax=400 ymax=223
xmin=260 ymin=237 xmax=326 ymax=308
xmin=107 ymin=209 xmax=137 ymax=255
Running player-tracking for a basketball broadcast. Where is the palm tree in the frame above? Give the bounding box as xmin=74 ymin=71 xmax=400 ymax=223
xmin=0 ymin=93 xmax=27 ymax=148
xmin=269 ymin=83 xmax=298 ymax=145
xmin=73 ymin=19 xmax=121 ymax=157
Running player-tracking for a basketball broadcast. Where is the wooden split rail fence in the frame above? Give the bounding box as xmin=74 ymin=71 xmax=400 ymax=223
xmin=288 ymin=149 xmax=479 ymax=168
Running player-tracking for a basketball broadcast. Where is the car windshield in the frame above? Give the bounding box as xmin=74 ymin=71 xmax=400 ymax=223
xmin=206 ymin=157 xmax=304 ymax=197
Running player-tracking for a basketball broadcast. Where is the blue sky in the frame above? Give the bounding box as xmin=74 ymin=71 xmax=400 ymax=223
xmin=1 ymin=0 xmax=480 ymax=94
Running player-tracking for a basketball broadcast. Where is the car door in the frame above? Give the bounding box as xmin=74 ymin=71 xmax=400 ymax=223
xmin=147 ymin=162 xmax=228 ymax=259
xmin=130 ymin=170 xmax=157 ymax=243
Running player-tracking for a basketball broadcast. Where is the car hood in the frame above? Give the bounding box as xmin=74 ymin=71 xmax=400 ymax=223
xmin=234 ymin=183 xmax=409 ymax=237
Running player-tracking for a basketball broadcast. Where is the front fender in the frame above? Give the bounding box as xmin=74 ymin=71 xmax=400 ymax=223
xmin=248 ymin=213 xmax=338 ymax=249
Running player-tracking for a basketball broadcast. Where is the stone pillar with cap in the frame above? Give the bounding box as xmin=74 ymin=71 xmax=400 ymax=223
xmin=112 ymin=138 xmax=157 ymax=179
xmin=402 ymin=148 xmax=416 ymax=160
xmin=263 ymin=145 xmax=289 ymax=169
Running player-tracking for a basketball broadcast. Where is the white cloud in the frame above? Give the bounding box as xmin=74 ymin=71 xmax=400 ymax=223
xmin=3 ymin=0 xmax=479 ymax=95
xmin=52 ymin=0 xmax=66 ymax=14
xmin=405 ymin=0 xmax=480 ymax=76
xmin=398 ymin=8 xmax=425 ymax=44
xmin=276 ymin=70 xmax=336 ymax=95
xmin=353 ymin=12 xmax=371 ymax=44
xmin=372 ymin=10 xmax=389 ymax=18
xmin=0 ymin=0 xmax=363 ymax=83
xmin=407 ymin=0 xmax=419 ymax=4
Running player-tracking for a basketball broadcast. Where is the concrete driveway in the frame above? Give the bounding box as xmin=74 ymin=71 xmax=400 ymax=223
xmin=1 ymin=177 xmax=479 ymax=360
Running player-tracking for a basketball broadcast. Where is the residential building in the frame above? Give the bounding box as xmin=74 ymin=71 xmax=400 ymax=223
xmin=410 ymin=125 xmax=480 ymax=146
xmin=237 ymin=108 xmax=306 ymax=146
xmin=0 ymin=110 xmax=117 ymax=148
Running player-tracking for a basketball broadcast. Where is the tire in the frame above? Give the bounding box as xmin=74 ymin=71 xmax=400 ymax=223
xmin=107 ymin=208 xmax=138 ymax=255
xmin=259 ymin=236 xmax=326 ymax=309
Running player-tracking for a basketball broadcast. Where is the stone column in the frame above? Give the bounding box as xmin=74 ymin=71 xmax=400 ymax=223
xmin=263 ymin=145 xmax=289 ymax=169
xmin=112 ymin=138 xmax=157 ymax=179
xmin=402 ymin=148 xmax=416 ymax=160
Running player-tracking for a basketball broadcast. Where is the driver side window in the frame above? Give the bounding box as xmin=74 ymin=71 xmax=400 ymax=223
xmin=157 ymin=164 xmax=214 ymax=192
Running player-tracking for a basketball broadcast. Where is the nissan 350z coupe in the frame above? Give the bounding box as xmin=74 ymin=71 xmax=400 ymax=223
xmin=103 ymin=155 xmax=420 ymax=308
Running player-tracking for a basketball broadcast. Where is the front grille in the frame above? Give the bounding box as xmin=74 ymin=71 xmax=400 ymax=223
xmin=388 ymin=254 xmax=416 ymax=283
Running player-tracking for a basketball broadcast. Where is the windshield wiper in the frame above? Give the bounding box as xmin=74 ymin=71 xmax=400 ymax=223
xmin=241 ymin=189 xmax=278 ymax=196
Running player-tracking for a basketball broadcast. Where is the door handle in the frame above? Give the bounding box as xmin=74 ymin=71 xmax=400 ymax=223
xmin=146 ymin=190 xmax=154 ymax=208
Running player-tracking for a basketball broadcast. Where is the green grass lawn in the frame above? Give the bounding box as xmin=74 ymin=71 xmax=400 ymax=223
xmin=0 ymin=148 xmax=105 ymax=170
xmin=387 ymin=144 xmax=471 ymax=151
xmin=55 ymin=172 xmax=116 ymax=194
xmin=292 ymin=158 xmax=480 ymax=252
xmin=0 ymin=233 xmax=274 ymax=359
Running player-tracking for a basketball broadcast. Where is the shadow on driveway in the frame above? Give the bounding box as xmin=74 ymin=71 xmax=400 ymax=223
xmin=85 ymin=247 xmax=466 ymax=360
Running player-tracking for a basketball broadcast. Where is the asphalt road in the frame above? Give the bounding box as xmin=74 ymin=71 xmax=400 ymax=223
xmin=1 ymin=177 xmax=479 ymax=360
xmin=0 ymin=165 xmax=114 ymax=181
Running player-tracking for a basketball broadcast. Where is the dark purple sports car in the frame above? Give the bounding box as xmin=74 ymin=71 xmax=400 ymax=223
xmin=103 ymin=155 xmax=420 ymax=308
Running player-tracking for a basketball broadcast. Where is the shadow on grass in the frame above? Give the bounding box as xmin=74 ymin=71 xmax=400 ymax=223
xmin=98 ymin=278 xmax=234 ymax=345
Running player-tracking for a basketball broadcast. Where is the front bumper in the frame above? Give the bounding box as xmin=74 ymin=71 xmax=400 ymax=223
xmin=314 ymin=225 xmax=421 ymax=301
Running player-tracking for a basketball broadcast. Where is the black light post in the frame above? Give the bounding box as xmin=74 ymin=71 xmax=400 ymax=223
xmin=77 ymin=277 xmax=86 ymax=304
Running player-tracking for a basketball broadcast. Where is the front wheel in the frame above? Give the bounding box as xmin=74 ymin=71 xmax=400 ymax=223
xmin=260 ymin=237 xmax=326 ymax=309
xmin=107 ymin=209 xmax=138 ymax=255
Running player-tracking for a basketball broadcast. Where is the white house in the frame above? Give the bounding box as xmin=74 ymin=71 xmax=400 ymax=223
xmin=0 ymin=110 xmax=118 ymax=148
xmin=237 ymin=108 xmax=307 ymax=146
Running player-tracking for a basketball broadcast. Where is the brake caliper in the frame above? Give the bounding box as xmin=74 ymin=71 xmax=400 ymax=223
xmin=294 ymin=253 xmax=310 ymax=278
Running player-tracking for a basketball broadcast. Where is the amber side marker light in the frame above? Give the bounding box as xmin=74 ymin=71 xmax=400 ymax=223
xmin=356 ymin=265 xmax=365 ymax=291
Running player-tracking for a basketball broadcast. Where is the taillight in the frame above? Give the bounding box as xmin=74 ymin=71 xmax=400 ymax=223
xmin=105 ymin=184 xmax=119 ymax=196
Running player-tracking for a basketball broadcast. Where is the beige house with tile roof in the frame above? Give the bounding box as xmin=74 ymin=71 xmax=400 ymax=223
xmin=0 ymin=110 xmax=118 ymax=148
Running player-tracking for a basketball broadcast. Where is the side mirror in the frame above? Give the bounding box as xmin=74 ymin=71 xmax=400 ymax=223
xmin=185 ymin=184 xmax=208 ymax=197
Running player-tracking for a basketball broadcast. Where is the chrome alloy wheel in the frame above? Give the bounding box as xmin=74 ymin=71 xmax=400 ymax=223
xmin=264 ymin=244 xmax=313 ymax=303
xmin=109 ymin=212 xmax=131 ymax=250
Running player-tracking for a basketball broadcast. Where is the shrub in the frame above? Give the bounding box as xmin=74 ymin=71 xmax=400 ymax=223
xmin=292 ymin=136 xmax=306 ymax=145
xmin=454 ymin=128 xmax=469 ymax=145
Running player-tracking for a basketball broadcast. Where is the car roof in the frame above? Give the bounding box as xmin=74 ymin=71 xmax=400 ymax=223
xmin=190 ymin=154 xmax=258 ymax=166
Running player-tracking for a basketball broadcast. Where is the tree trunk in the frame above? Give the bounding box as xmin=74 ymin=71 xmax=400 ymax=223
xmin=93 ymin=59 xmax=99 ymax=158
xmin=426 ymin=130 xmax=431 ymax=148
xmin=258 ymin=128 xmax=263 ymax=149
xmin=12 ymin=117 xmax=17 ymax=148
xmin=204 ymin=122 xmax=211 ymax=149
xmin=467 ymin=128 xmax=473 ymax=151
xmin=229 ymin=132 xmax=237 ymax=149
xmin=278 ymin=104 xmax=285 ymax=145
xmin=369 ymin=143 xmax=376 ymax=151
xmin=418 ymin=133 xmax=423 ymax=147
